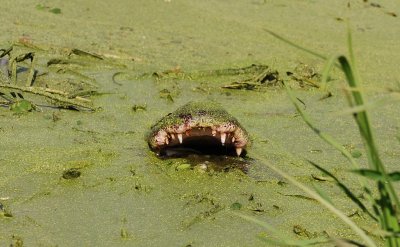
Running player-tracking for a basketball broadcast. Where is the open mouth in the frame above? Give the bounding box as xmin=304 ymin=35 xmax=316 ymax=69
xmin=147 ymin=102 xmax=250 ymax=157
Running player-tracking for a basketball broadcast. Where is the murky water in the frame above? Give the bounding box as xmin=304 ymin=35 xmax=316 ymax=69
xmin=1 ymin=0 xmax=399 ymax=246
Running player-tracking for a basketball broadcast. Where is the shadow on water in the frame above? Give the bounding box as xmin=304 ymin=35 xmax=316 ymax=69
xmin=157 ymin=145 xmax=282 ymax=181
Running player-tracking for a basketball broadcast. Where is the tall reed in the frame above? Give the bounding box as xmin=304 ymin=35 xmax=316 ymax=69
xmin=236 ymin=27 xmax=400 ymax=246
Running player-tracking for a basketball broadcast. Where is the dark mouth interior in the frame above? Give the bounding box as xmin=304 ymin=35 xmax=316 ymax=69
xmin=159 ymin=136 xmax=245 ymax=157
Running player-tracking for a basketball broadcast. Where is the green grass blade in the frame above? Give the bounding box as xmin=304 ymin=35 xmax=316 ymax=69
xmin=231 ymin=211 xmax=282 ymax=236
xmin=258 ymin=237 xmax=330 ymax=247
xmin=338 ymin=56 xmax=363 ymax=105
xmin=285 ymin=84 xmax=378 ymax=210
xmin=343 ymin=28 xmax=400 ymax=244
xmin=389 ymin=172 xmax=400 ymax=181
xmin=352 ymin=169 xmax=400 ymax=182
xmin=351 ymin=169 xmax=384 ymax=181
xmin=331 ymin=98 xmax=389 ymax=117
xmin=320 ymin=54 xmax=339 ymax=90
xmin=332 ymin=238 xmax=367 ymax=247
xmin=312 ymin=183 xmax=334 ymax=206
xmin=338 ymin=55 xmax=400 ymax=213
xmin=268 ymin=26 xmax=400 ymax=245
xmin=253 ymin=154 xmax=377 ymax=247
xmin=309 ymin=161 xmax=377 ymax=221
xmin=347 ymin=23 xmax=356 ymax=67
xmin=233 ymin=212 xmax=330 ymax=246
xmin=285 ymin=84 xmax=361 ymax=170
xmin=264 ymin=29 xmax=327 ymax=60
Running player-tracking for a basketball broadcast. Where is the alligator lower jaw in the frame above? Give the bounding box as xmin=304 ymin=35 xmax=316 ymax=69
xmin=151 ymin=126 xmax=247 ymax=157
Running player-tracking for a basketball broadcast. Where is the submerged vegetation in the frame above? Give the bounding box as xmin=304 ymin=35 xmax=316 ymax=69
xmin=237 ymin=27 xmax=400 ymax=246
xmin=0 ymin=44 xmax=100 ymax=111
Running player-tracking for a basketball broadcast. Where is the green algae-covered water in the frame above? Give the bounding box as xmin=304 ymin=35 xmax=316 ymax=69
xmin=1 ymin=0 xmax=399 ymax=246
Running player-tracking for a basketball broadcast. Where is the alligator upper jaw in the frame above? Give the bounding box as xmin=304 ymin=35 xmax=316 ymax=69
xmin=151 ymin=126 xmax=246 ymax=157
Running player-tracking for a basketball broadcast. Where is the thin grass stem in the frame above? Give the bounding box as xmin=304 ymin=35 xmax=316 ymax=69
xmin=338 ymin=56 xmax=400 ymax=210
xmin=264 ymin=29 xmax=328 ymax=60
xmin=253 ymin=153 xmax=377 ymax=247
xmin=285 ymin=84 xmax=360 ymax=170
xmin=320 ymin=54 xmax=338 ymax=91
xmin=233 ymin=212 xmax=331 ymax=246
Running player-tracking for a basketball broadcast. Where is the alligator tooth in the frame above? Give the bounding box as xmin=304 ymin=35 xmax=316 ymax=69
xmin=170 ymin=134 xmax=175 ymax=140
xmin=165 ymin=137 xmax=169 ymax=145
xmin=212 ymin=130 xmax=217 ymax=136
xmin=232 ymin=137 xmax=235 ymax=143
xmin=220 ymin=132 xmax=226 ymax=145
xmin=178 ymin=133 xmax=183 ymax=144
xmin=236 ymin=147 xmax=242 ymax=156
